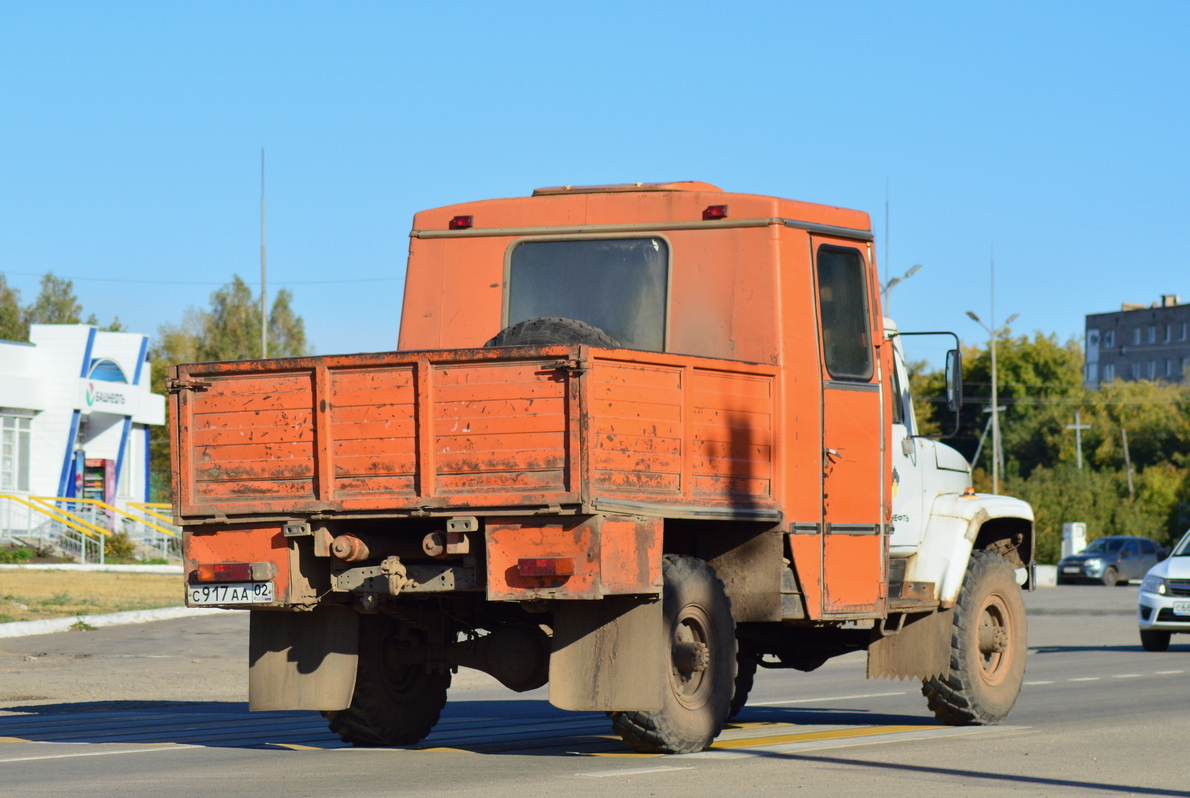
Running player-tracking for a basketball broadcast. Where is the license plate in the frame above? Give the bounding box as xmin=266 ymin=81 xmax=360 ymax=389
xmin=1062 ymin=567 xmax=1081 ymax=574
xmin=189 ymin=581 xmax=274 ymax=605
xmin=1173 ymin=601 xmax=1190 ymax=617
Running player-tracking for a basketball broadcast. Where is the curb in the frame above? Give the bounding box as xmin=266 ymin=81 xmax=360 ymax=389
xmin=0 ymin=606 xmax=230 ymax=639
xmin=0 ymin=564 xmax=183 ymax=574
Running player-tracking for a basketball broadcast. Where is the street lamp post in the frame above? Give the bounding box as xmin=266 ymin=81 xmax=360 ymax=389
xmin=880 ymin=263 xmax=923 ymax=315
xmin=966 ymin=309 xmax=1019 ymax=494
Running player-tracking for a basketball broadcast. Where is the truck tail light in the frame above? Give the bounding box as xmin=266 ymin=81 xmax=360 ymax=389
xmin=517 ymin=557 xmax=575 ymax=577
xmin=449 ymin=215 xmax=474 ymax=230
xmin=194 ymin=562 xmax=276 ymax=582
xmin=702 ymin=205 xmax=728 ymax=220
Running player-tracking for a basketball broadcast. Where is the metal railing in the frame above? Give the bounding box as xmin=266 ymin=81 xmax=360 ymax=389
xmin=0 ymin=495 xmax=181 ymax=563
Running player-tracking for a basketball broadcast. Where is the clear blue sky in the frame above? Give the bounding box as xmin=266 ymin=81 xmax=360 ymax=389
xmin=2 ymin=2 xmax=1187 ymax=358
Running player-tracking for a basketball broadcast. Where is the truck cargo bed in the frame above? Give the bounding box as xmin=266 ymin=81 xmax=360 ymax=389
xmin=170 ymin=346 xmax=780 ymax=523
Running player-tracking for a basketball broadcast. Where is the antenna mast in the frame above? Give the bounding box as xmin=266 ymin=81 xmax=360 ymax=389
xmin=260 ymin=149 xmax=268 ymax=359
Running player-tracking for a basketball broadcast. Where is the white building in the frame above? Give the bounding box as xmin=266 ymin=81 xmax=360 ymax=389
xmin=0 ymin=324 xmax=165 ymax=508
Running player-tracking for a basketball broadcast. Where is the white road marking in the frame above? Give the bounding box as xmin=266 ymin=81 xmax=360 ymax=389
xmin=1155 ymin=670 xmax=1185 ymax=675
xmin=1024 ymin=680 xmax=1054 ymax=685
xmin=1112 ymin=674 xmax=1142 ymax=678
xmin=0 ymin=745 xmax=199 ymax=763
xmin=748 ymin=691 xmax=906 ymax=707
xmin=1068 ymin=677 xmax=1100 ymax=682
xmin=582 ymin=766 xmax=693 ymax=777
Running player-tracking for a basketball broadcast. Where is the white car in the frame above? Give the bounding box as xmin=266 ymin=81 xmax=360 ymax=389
xmin=1138 ymin=529 xmax=1190 ymax=651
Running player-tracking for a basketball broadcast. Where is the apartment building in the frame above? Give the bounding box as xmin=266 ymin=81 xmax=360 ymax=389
xmin=1085 ymin=295 xmax=1190 ymax=387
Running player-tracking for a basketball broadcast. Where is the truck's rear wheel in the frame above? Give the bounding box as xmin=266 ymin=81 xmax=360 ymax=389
xmin=323 ymin=615 xmax=450 ymax=746
xmin=921 ymin=550 xmax=1027 ymax=725
xmin=729 ymin=644 xmax=758 ymax=720
xmin=484 ymin=317 xmax=620 ymax=348
xmin=610 ymin=555 xmax=736 ymax=753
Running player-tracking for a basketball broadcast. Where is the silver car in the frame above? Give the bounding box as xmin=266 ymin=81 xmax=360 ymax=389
xmin=1138 ymin=529 xmax=1190 ymax=651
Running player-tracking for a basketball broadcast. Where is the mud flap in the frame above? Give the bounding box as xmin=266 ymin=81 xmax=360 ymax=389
xmin=866 ymin=608 xmax=952 ymax=680
xmin=548 ymin=596 xmax=665 ymax=712
xmin=248 ymin=605 xmax=359 ymax=711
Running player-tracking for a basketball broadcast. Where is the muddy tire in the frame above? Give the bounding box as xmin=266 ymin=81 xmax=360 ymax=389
xmin=1102 ymin=567 xmax=1120 ymax=587
xmin=611 ymin=555 xmax=736 ymax=753
xmin=729 ymin=644 xmax=758 ymax=720
xmin=484 ymin=317 xmax=620 ymax=348
xmin=324 ymin=615 xmax=450 ymax=746
xmin=921 ymin=550 xmax=1027 ymax=725
xmin=1140 ymin=630 xmax=1171 ymax=652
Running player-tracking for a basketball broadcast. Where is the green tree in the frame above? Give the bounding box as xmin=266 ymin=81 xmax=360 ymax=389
xmin=268 ymin=288 xmax=308 ymax=358
xmin=911 ymin=329 xmax=1190 ymax=556
xmin=147 ymin=277 xmax=311 ymax=501
xmin=22 ymin=272 xmax=82 ymax=326
xmin=0 ymin=275 xmax=24 ymax=341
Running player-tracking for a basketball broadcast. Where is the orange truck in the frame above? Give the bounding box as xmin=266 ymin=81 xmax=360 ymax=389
xmin=171 ymin=181 xmax=1035 ymax=754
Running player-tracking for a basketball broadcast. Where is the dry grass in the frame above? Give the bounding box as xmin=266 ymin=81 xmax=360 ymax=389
xmin=0 ymin=571 xmax=184 ymax=624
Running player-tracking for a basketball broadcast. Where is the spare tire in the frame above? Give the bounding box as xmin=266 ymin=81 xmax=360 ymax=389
xmin=484 ymin=317 xmax=620 ymax=348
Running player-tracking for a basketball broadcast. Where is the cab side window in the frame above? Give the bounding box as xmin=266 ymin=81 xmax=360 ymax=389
xmin=889 ymin=360 xmax=905 ymax=425
xmin=816 ymin=246 xmax=873 ymax=381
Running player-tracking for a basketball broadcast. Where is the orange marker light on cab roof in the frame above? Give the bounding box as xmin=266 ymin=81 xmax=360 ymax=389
xmin=702 ymin=205 xmax=728 ymax=220
xmin=449 ymin=215 xmax=474 ymax=230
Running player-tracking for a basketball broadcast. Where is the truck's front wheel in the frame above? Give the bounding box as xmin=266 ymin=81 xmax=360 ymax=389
xmin=610 ymin=555 xmax=736 ymax=753
xmin=921 ymin=550 xmax=1027 ymax=725
xmin=323 ymin=615 xmax=450 ymax=746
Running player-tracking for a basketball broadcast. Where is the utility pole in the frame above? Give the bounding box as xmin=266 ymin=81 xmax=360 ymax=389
xmin=966 ymin=249 xmax=1017 ymax=495
xmin=1065 ymin=411 xmax=1091 ymax=470
xmin=260 ymin=148 xmax=268 ymax=360
xmin=1122 ymin=428 xmax=1135 ymax=498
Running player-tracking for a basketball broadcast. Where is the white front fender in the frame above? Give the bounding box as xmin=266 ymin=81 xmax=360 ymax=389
xmin=906 ymin=493 xmax=1035 ymax=605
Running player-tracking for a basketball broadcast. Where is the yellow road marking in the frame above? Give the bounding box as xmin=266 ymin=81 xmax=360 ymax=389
xmin=710 ymin=724 xmax=934 ymax=750
xmin=268 ymin=743 xmax=326 ymax=751
xmin=0 ymin=737 xmax=29 ymax=743
xmin=723 ymin=721 xmax=795 ymax=731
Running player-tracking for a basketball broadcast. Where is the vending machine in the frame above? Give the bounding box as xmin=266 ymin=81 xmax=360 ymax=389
xmin=82 ymin=459 xmax=115 ymax=504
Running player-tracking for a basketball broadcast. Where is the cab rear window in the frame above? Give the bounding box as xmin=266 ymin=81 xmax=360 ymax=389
xmin=507 ymin=238 xmax=668 ymax=351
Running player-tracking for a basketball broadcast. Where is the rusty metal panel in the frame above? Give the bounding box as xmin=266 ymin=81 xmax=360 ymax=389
xmin=434 ymin=360 xmax=570 ymax=495
xmin=589 ymin=362 xmax=684 ymax=493
xmin=867 ymin=609 xmax=951 ymax=680
xmin=486 ymin=518 xmax=600 ymax=600
xmin=329 ymin=366 xmax=417 ymax=498
xmin=248 ymin=605 xmax=358 ymax=711
xmin=184 ymin=524 xmax=290 ymax=604
xmin=596 ymin=515 xmax=662 ymax=595
xmin=549 ymin=597 xmax=664 ymax=712
xmin=822 ymin=534 xmax=883 ymax=615
xmin=185 ymin=371 xmax=317 ymax=511
xmin=585 ymin=354 xmax=778 ymax=515
xmin=690 ymin=369 xmax=774 ymax=501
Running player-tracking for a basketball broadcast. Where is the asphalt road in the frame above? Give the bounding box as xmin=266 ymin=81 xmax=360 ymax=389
xmin=0 ymin=585 xmax=1186 ymax=798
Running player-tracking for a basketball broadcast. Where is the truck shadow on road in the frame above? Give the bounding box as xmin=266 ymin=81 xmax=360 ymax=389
xmin=1029 ymin=644 xmax=1190 ymax=654
xmin=0 ymin=697 xmax=937 ymax=754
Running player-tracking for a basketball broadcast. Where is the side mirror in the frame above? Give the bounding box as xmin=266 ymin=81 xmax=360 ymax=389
xmin=945 ymin=349 xmax=963 ymax=413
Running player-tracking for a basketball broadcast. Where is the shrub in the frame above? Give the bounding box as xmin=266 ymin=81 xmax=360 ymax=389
xmin=104 ymin=531 xmax=138 ymax=562
xmin=0 ymin=547 xmax=34 ymax=564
